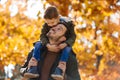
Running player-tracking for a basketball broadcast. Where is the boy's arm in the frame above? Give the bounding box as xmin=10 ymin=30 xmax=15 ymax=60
xmin=65 ymin=21 xmax=76 ymax=47
xmin=40 ymin=24 xmax=49 ymax=46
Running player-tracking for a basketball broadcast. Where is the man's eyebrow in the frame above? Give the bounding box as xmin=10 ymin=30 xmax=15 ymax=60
xmin=58 ymin=24 xmax=64 ymax=30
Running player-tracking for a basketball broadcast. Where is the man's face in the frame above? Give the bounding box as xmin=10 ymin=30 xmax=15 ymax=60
xmin=47 ymin=24 xmax=67 ymax=40
xmin=44 ymin=17 xmax=59 ymax=27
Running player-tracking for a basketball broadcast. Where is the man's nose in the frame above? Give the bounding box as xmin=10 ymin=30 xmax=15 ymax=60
xmin=49 ymin=29 xmax=54 ymax=34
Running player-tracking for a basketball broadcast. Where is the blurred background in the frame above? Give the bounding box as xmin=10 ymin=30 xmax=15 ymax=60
xmin=0 ymin=0 xmax=120 ymax=80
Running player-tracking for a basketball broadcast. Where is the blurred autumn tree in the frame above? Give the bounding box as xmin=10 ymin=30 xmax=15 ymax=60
xmin=0 ymin=0 xmax=120 ymax=79
xmin=46 ymin=0 xmax=120 ymax=79
xmin=0 ymin=0 xmax=44 ymax=69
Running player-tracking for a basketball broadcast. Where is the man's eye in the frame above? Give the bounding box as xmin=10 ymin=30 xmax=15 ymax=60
xmin=57 ymin=29 xmax=61 ymax=31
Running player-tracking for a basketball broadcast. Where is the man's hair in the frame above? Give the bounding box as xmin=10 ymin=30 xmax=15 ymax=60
xmin=44 ymin=6 xmax=59 ymax=19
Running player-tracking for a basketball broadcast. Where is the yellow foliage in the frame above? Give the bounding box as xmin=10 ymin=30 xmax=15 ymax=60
xmin=0 ymin=0 xmax=119 ymax=78
xmin=94 ymin=50 xmax=103 ymax=56
xmin=97 ymin=58 xmax=106 ymax=75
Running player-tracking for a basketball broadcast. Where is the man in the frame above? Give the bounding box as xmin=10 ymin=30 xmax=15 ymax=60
xmin=21 ymin=6 xmax=81 ymax=80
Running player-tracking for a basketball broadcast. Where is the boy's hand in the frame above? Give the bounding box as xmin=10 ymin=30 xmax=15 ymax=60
xmin=47 ymin=43 xmax=60 ymax=52
xmin=58 ymin=43 xmax=67 ymax=49
xmin=58 ymin=36 xmax=66 ymax=43
xmin=28 ymin=57 xmax=37 ymax=68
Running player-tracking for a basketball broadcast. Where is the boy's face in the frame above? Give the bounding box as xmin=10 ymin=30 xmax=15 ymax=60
xmin=44 ymin=17 xmax=59 ymax=27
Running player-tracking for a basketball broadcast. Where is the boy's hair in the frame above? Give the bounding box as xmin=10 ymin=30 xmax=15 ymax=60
xmin=44 ymin=6 xmax=59 ymax=19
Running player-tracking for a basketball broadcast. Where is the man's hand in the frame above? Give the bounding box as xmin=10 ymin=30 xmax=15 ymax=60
xmin=28 ymin=57 xmax=37 ymax=68
xmin=58 ymin=43 xmax=67 ymax=49
xmin=58 ymin=36 xmax=66 ymax=43
xmin=46 ymin=43 xmax=60 ymax=52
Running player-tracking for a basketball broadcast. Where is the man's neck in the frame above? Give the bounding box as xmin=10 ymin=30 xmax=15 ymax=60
xmin=49 ymin=39 xmax=58 ymax=45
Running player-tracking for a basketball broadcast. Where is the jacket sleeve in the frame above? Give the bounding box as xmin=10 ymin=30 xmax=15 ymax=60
xmin=40 ymin=24 xmax=49 ymax=46
xmin=65 ymin=21 xmax=76 ymax=47
xmin=21 ymin=49 xmax=33 ymax=68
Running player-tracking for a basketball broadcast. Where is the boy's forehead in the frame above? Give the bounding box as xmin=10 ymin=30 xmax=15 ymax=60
xmin=45 ymin=18 xmax=58 ymax=22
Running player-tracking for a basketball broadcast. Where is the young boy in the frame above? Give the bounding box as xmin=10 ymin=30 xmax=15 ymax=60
xmin=23 ymin=6 xmax=77 ymax=79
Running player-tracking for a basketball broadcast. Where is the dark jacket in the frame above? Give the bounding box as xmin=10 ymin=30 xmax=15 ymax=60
xmin=40 ymin=17 xmax=76 ymax=47
xmin=21 ymin=18 xmax=80 ymax=80
xmin=21 ymin=41 xmax=81 ymax=80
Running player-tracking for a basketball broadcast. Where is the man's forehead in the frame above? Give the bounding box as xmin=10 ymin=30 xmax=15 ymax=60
xmin=50 ymin=23 xmax=67 ymax=32
xmin=57 ymin=24 xmax=65 ymax=26
xmin=56 ymin=24 xmax=65 ymax=28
